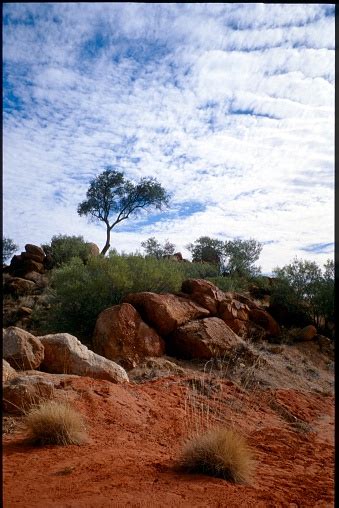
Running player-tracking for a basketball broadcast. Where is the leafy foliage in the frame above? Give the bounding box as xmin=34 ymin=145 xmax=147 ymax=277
xmin=2 ymin=237 xmax=18 ymax=263
xmin=35 ymin=254 xmax=186 ymax=341
xmin=223 ymin=238 xmax=262 ymax=277
xmin=42 ymin=234 xmax=91 ymax=267
xmin=141 ymin=237 xmax=175 ymax=259
xmin=186 ymin=236 xmax=262 ymax=277
xmin=272 ymin=257 xmax=334 ymax=331
xmin=186 ymin=236 xmax=225 ymax=268
xmin=78 ymin=167 xmax=170 ymax=255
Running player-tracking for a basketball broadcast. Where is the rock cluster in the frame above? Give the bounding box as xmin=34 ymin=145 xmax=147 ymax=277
xmin=91 ymin=278 xmax=282 ymax=367
xmin=7 ymin=244 xmax=47 ymax=278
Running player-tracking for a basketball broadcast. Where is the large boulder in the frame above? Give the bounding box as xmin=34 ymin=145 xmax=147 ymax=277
xmin=168 ymin=317 xmax=244 ymax=360
xmin=85 ymin=242 xmax=100 ymax=257
xmin=248 ymin=308 xmax=281 ymax=337
xmin=93 ymin=303 xmax=165 ymax=369
xmin=3 ymin=327 xmax=44 ymax=370
xmin=3 ymin=375 xmax=54 ymax=414
xmin=3 ymin=277 xmax=37 ymax=296
xmin=123 ymin=292 xmax=210 ymax=336
xmin=23 ymin=271 xmax=48 ymax=288
xmin=3 ymin=360 xmax=17 ymax=384
xmin=39 ymin=333 xmax=129 ymax=383
xmin=24 ymin=244 xmax=45 ymax=261
xmin=181 ymin=279 xmax=225 ymax=314
xmin=296 ymin=325 xmax=317 ymax=341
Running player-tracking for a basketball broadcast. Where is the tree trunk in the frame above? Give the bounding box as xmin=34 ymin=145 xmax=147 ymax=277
xmin=100 ymin=224 xmax=111 ymax=256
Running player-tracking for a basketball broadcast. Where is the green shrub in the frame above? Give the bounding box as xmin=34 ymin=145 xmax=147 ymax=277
xmin=35 ymin=254 xmax=187 ymax=341
xmin=42 ymin=234 xmax=91 ymax=267
xmin=2 ymin=237 xmax=18 ymax=263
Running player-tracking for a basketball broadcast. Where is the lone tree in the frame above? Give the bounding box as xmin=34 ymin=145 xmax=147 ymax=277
xmin=78 ymin=168 xmax=170 ymax=255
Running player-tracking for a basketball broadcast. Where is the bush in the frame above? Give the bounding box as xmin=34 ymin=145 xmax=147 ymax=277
xmin=35 ymin=254 xmax=188 ymax=340
xmin=24 ymin=401 xmax=87 ymax=445
xmin=179 ymin=426 xmax=255 ymax=483
xmin=42 ymin=234 xmax=92 ymax=267
xmin=2 ymin=237 xmax=18 ymax=263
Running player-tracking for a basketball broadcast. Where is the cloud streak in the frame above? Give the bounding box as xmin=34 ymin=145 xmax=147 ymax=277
xmin=3 ymin=3 xmax=334 ymax=273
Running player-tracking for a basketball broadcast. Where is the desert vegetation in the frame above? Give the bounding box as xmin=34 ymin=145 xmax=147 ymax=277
xmin=179 ymin=426 xmax=255 ymax=484
xmin=24 ymin=400 xmax=87 ymax=446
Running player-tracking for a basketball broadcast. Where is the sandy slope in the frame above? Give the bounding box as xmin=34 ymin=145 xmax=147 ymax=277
xmin=3 ymin=342 xmax=334 ymax=507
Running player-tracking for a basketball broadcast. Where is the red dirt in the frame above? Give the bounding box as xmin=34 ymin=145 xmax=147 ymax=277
xmin=3 ymin=365 xmax=334 ymax=507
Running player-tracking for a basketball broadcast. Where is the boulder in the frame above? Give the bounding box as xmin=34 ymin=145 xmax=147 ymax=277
xmin=24 ymin=244 xmax=45 ymax=260
xmin=3 ymin=277 xmax=37 ymax=296
xmin=3 ymin=375 xmax=55 ymax=414
xmin=93 ymin=303 xmax=165 ymax=369
xmin=23 ymin=271 xmax=48 ymax=288
xmin=168 ymin=317 xmax=244 ymax=360
xmin=181 ymin=279 xmax=225 ymax=314
xmin=296 ymin=325 xmax=317 ymax=341
xmin=3 ymin=360 xmax=17 ymax=384
xmin=129 ymin=357 xmax=186 ymax=382
xmin=86 ymin=242 xmax=100 ymax=257
xmin=219 ymin=298 xmax=250 ymax=322
xmin=3 ymin=327 xmax=44 ymax=370
xmin=248 ymin=308 xmax=281 ymax=337
xmin=39 ymin=333 xmax=129 ymax=383
xmin=123 ymin=292 xmax=210 ymax=336
xmin=21 ymin=252 xmax=46 ymax=264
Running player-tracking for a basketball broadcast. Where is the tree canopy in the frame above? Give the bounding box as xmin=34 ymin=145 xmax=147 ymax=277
xmin=2 ymin=237 xmax=18 ymax=263
xmin=141 ymin=237 xmax=175 ymax=259
xmin=186 ymin=236 xmax=262 ymax=277
xmin=78 ymin=168 xmax=170 ymax=255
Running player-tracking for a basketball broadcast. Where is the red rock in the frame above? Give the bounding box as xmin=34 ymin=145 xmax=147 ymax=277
xmin=21 ymin=251 xmax=45 ymax=263
xmin=86 ymin=242 xmax=100 ymax=257
xmin=168 ymin=317 xmax=244 ymax=360
xmin=25 ymin=244 xmax=45 ymax=259
xmin=219 ymin=298 xmax=250 ymax=322
xmin=248 ymin=308 xmax=281 ymax=337
xmin=93 ymin=303 xmax=165 ymax=369
xmin=3 ymin=375 xmax=54 ymax=414
xmin=123 ymin=292 xmax=210 ymax=336
xmin=3 ymin=327 xmax=44 ymax=370
xmin=297 ymin=325 xmax=317 ymax=341
xmin=181 ymin=279 xmax=225 ymax=314
xmin=4 ymin=277 xmax=37 ymax=296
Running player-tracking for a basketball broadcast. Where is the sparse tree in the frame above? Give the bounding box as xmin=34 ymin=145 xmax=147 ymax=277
xmin=186 ymin=236 xmax=225 ymax=268
xmin=223 ymin=238 xmax=262 ymax=277
xmin=78 ymin=168 xmax=170 ymax=256
xmin=141 ymin=237 xmax=175 ymax=259
xmin=2 ymin=237 xmax=18 ymax=263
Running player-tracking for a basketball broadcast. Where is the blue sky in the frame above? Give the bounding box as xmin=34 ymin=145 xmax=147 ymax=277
xmin=3 ymin=3 xmax=334 ymax=273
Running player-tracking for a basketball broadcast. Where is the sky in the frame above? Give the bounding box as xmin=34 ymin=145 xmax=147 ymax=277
xmin=3 ymin=3 xmax=335 ymax=274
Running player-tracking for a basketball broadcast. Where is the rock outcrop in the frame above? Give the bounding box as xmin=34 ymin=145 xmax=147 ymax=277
xmin=181 ymin=278 xmax=225 ymax=314
xmin=296 ymin=325 xmax=317 ymax=341
xmin=123 ymin=292 xmax=210 ymax=336
xmin=3 ymin=360 xmax=17 ymax=384
xmin=3 ymin=375 xmax=55 ymax=414
xmin=168 ymin=317 xmax=244 ymax=360
xmin=8 ymin=244 xmax=46 ymax=277
xmin=3 ymin=327 xmax=44 ymax=370
xmin=93 ymin=303 xmax=165 ymax=369
xmin=39 ymin=333 xmax=129 ymax=383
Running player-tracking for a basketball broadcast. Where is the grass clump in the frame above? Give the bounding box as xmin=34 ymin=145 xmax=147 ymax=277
xmin=24 ymin=401 xmax=87 ymax=446
xmin=179 ymin=426 xmax=255 ymax=484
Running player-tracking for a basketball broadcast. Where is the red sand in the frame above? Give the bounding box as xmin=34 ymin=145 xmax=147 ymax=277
xmin=3 ymin=372 xmax=334 ymax=507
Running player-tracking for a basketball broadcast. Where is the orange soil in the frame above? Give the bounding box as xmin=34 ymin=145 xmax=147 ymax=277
xmin=3 ymin=373 xmax=334 ymax=507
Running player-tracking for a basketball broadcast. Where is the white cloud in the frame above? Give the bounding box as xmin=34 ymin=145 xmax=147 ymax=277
xmin=3 ymin=3 xmax=334 ymax=273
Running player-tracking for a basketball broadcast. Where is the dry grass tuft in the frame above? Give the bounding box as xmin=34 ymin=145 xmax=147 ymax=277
xmin=24 ymin=401 xmax=87 ymax=446
xmin=179 ymin=426 xmax=255 ymax=484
